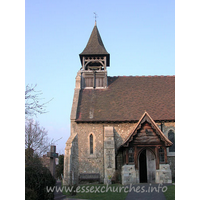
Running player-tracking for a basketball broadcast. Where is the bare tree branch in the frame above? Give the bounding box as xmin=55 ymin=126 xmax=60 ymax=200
xmin=25 ymin=119 xmax=52 ymax=156
xmin=25 ymin=84 xmax=53 ymax=117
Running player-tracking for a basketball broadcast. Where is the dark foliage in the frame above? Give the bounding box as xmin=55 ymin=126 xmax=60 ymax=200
xmin=25 ymin=154 xmax=56 ymax=200
xmin=25 ymin=187 xmax=37 ymax=200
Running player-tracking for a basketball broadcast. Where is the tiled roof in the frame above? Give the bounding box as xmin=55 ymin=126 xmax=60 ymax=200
xmin=76 ymin=76 xmax=175 ymax=122
xmin=79 ymin=24 xmax=110 ymax=66
xmin=80 ymin=25 xmax=109 ymax=55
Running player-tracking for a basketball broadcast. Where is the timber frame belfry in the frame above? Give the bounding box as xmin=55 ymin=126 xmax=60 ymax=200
xmin=118 ymin=112 xmax=173 ymax=184
xmin=79 ymin=23 xmax=110 ymax=89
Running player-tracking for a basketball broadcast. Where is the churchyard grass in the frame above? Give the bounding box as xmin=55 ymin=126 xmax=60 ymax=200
xmin=62 ymin=184 xmax=128 ymax=200
xmin=164 ymin=185 xmax=175 ymax=200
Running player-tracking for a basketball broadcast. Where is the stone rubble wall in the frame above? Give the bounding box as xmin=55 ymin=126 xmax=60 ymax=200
xmin=63 ymin=133 xmax=78 ymax=185
xmin=121 ymin=164 xmax=172 ymax=184
xmin=121 ymin=165 xmax=139 ymax=185
xmin=156 ymin=164 xmax=172 ymax=183
xmin=64 ymin=121 xmax=175 ymax=184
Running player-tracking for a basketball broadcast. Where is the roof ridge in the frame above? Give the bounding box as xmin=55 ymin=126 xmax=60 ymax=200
xmin=108 ymin=75 xmax=175 ymax=78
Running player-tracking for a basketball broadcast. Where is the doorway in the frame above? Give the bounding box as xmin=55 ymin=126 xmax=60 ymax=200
xmin=139 ymin=150 xmax=147 ymax=182
xmin=139 ymin=149 xmax=156 ymax=183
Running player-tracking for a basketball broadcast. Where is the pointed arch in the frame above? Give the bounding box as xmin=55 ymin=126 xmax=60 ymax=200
xmin=137 ymin=147 xmax=156 ymax=161
xmin=90 ymin=133 xmax=93 ymax=154
xmin=88 ymin=132 xmax=96 ymax=157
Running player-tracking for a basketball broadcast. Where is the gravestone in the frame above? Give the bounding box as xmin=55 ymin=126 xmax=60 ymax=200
xmin=47 ymin=145 xmax=58 ymax=178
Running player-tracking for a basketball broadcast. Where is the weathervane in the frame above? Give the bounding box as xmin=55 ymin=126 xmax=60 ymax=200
xmin=94 ymin=12 xmax=98 ymax=25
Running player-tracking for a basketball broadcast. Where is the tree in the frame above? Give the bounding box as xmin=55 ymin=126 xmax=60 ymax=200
xmin=25 ymin=153 xmax=56 ymax=200
xmin=25 ymin=84 xmax=52 ymax=117
xmin=25 ymin=84 xmax=56 ymax=200
xmin=25 ymin=118 xmax=53 ymax=156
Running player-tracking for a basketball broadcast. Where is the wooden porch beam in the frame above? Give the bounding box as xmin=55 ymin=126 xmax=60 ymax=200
xmin=155 ymin=146 xmax=159 ymax=170
xmin=134 ymin=146 xmax=138 ymax=169
xmin=126 ymin=148 xmax=128 ymax=165
xmin=164 ymin=147 xmax=168 ymax=164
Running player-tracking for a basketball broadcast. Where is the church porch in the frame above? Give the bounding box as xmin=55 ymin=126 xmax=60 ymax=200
xmin=120 ymin=146 xmax=172 ymax=185
xmin=118 ymin=112 xmax=173 ymax=185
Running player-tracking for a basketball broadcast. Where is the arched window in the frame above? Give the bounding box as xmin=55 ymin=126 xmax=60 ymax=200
xmin=168 ymin=130 xmax=175 ymax=152
xmin=90 ymin=134 xmax=93 ymax=154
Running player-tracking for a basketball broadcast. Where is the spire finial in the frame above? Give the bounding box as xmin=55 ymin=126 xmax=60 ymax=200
xmin=94 ymin=12 xmax=97 ymax=26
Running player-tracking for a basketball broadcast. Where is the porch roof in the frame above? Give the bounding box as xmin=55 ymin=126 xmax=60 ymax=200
xmin=119 ymin=111 xmax=173 ymax=149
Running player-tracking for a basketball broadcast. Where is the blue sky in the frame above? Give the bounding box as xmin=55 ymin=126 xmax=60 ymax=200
xmin=25 ymin=0 xmax=175 ymax=154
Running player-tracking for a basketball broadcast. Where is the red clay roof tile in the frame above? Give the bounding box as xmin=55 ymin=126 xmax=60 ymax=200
xmin=76 ymin=76 xmax=175 ymax=122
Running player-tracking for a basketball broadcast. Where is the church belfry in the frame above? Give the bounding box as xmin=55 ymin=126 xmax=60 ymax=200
xmin=79 ymin=23 xmax=110 ymax=89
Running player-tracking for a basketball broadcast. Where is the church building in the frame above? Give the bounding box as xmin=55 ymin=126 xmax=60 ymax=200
xmin=63 ymin=23 xmax=175 ymax=185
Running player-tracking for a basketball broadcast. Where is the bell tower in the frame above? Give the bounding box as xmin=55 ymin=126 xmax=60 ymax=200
xmin=79 ymin=23 xmax=110 ymax=89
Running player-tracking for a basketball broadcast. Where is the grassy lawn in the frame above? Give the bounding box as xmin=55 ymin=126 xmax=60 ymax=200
xmin=62 ymin=183 xmax=175 ymax=200
xmin=164 ymin=185 xmax=175 ymax=200
xmin=62 ymin=184 xmax=128 ymax=200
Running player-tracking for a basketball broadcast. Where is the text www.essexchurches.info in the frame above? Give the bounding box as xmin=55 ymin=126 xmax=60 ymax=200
xmin=46 ymin=183 xmax=168 ymax=194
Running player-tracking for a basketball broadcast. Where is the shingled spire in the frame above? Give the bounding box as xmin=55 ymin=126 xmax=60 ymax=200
xmin=79 ymin=23 xmax=110 ymax=89
xmin=79 ymin=24 xmax=110 ymax=68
